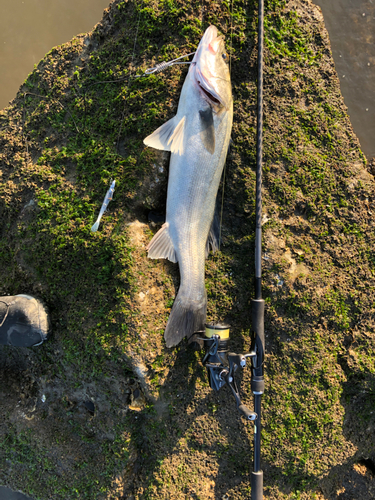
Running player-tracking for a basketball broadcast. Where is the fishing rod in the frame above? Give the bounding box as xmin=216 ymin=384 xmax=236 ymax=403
xmin=198 ymin=1 xmax=265 ymax=499
xmin=251 ymin=0 xmax=265 ymax=495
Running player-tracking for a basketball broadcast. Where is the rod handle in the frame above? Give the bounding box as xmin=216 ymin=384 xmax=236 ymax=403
xmin=251 ymin=299 xmax=265 ymax=339
xmin=251 ymin=299 xmax=265 ymax=373
xmin=251 ymin=470 xmax=263 ymax=499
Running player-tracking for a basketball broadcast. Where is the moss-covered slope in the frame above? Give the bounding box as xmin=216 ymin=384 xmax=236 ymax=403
xmin=0 ymin=0 xmax=374 ymax=499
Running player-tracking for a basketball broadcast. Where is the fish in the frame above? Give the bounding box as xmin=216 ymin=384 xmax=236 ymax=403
xmin=91 ymin=179 xmax=116 ymax=232
xmin=143 ymin=25 xmax=233 ymax=347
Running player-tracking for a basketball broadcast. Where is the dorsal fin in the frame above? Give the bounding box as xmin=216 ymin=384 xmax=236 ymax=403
xmin=205 ymin=209 xmax=221 ymax=258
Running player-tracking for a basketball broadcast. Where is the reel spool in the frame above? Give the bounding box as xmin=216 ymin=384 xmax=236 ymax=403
xmin=203 ymin=323 xmax=231 ymax=391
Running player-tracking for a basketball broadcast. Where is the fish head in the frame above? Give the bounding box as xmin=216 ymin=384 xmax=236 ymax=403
xmin=191 ymin=25 xmax=232 ymax=111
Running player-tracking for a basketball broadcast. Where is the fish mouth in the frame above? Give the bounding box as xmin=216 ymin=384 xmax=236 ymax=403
xmin=194 ymin=63 xmax=223 ymax=107
xmin=197 ymin=81 xmax=221 ymax=106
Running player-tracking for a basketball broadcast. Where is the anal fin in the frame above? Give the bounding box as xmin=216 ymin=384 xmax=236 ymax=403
xmin=147 ymin=222 xmax=177 ymax=263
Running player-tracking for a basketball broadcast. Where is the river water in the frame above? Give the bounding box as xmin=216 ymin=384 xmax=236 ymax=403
xmin=0 ymin=0 xmax=109 ymax=110
xmin=312 ymin=0 xmax=375 ymax=159
xmin=0 ymin=486 xmax=33 ymax=500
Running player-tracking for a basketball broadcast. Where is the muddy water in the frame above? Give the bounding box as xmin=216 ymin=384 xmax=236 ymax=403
xmin=312 ymin=0 xmax=375 ymax=159
xmin=0 ymin=486 xmax=33 ymax=500
xmin=0 ymin=0 xmax=109 ymax=111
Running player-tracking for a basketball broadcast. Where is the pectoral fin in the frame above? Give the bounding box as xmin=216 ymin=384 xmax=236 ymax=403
xmin=199 ymin=108 xmax=215 ymax=155
xmin=144 ymin=116 xmax=186 ymax=155
xmin=147 ymin=222 xmax=177 ymax=263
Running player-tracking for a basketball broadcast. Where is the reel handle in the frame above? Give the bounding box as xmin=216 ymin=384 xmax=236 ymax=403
xmin=238 ymin=404 xmax=257 ymax=421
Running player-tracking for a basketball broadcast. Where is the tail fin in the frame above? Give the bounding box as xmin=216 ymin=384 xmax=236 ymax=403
xmin=164 ymin=292 xmax=207 ymax=348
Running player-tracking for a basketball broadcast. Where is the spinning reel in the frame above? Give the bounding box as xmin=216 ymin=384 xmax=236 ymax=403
xmin=194 ymin=322 xmax=264 ymax=422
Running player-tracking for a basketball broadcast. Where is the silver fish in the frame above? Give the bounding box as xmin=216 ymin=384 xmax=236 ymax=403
xmin=144 ymin=26 xmax=233 ymax=347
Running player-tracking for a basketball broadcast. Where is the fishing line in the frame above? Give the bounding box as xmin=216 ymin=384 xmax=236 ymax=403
xmin=216 ymin=0 xmax=233 ymax=261
xmin=21 ymin=91 xmax=80 ymax=161
xmin=207 ymin=0 xmax=233 ymax=337
xmin=229 ymin=0 xmax=234 ymax=76
xmin=115 ymin=2 xmax=142 ymax=152
xmin=23 ymin=92 xmax=80 ymax=133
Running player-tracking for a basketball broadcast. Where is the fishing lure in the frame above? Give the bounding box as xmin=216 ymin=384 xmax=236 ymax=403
xmin=91 ymin=179 xmax=116 ymax=232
